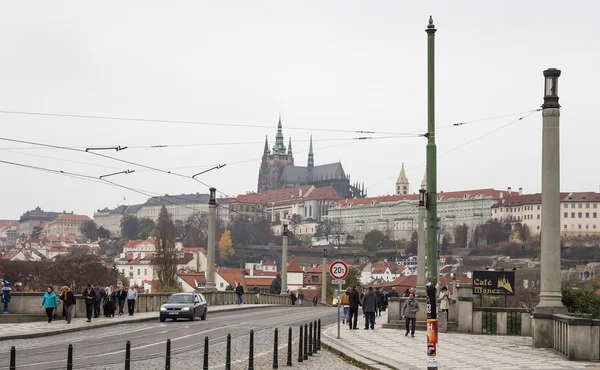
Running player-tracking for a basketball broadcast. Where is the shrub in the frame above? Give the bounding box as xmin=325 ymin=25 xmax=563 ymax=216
xmin=562 ymin=288 xmax=600 ymax=318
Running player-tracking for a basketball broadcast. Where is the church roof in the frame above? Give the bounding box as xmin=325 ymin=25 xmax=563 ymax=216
xmin=280 ymin=163 xmax=346 ymax=183
xmin=281 ymin=166 xmax=310 ymax=183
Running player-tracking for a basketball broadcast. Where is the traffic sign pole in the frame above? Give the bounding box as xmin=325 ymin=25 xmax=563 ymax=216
xmin=337 ymin=282 xmax=341 ymax=339
xmin=329 ymin=261 xmax=348 ymax=340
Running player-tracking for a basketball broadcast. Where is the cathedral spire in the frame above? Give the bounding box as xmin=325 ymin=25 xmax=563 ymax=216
xmin=287 ymin=137 xmax=293 ymax=155
xmin=273 ymin=115 xmax=287 ymax=155
xmin=307 ymin=134 xmax=314 ymax=169
xmin=263 ymin=135 xmax=270 ymax=156
xmin=395 ymin=163 xmax=409 ymax=195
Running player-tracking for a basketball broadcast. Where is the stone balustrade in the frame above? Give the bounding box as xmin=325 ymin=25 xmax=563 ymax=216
xmin=552 ymin=314 xmax=600 ymax=361
xmin=472 ymin=307 xmax=531 ymax=336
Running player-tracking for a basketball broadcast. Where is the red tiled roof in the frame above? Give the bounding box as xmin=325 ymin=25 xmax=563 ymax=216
xmin=178 ymin=272 xmax=206 ymax=289
xmin=252 ymin=270 xmax=279 ymax=277
xmin=265 ymin=186 xmax=313 ymax=203
xmin=263 ymin=258 xmax=276 ymax=266
xmin=181 ymin=247 xmax=207 ymax=254
xmin=0 ymin=220 xmax=19 ymax=228
xmin=302 ymin=186 xmax=343 ymax=201
xmin=372 ymin=266 xmax=390 ymax=274
xmin=55 ymin=214 xmax=92 ymax=222
xmin=287 ymin=259 xmax=303 ymax=273
xmin=123 ymin=237 xmax=156 ymax=248
xmin=216 ymin=268 xmax=247 ymax=290
xmin=492 ymin=192 xmax=600 ymax=209
xmin=234 ymin=194 xmax=268 ymax=204
xmin=244 ymin=277 xmax=275 ymax=287
xmin=338 ymin=189 xmax=505 ymax=207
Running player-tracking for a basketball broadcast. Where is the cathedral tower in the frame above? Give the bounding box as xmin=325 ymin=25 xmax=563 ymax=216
xmin=257 ymin=116 xmax=294 ymax=193
xmin=395 ymin=163 xmax=410 ymax=195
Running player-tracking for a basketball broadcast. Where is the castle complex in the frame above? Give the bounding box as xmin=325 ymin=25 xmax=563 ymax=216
xmin=257 ymin=117 xmax=366 ymax=199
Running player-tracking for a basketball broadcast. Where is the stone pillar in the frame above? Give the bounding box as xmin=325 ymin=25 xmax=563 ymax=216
xmin=205 ymin=188 xmax=217 ymax=291
xmin=280 ymin=224 xmax=289 ymax=296
xmin=417 ymin=188 xmax=427 ymax=296
xmin=456 ymin=284 xmax=473 ymax=333
xmin=534 ymin=68 xmax=567 ymax=348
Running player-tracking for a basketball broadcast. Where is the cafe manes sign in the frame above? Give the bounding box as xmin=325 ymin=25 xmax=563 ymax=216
xmin=472 ymin=270 xmax=515 ymax=295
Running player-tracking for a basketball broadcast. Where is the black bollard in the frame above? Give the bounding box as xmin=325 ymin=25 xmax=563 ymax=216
xmin=297 ymin=325 xmax=303 ymax=363
xmin=67 ymin=344 xmax=73 ymax=370
xmin=10 ymin=346 xmax=16 ymax=370
xmin=225 ymin=334 xmax=231 ymax=370
xmin=165 ymin=339 xmax=171 ymax=370
xmin=248 ymin=330 xmax=255 ymax=370
xmin=313 ymin=320 xmax=317 ymax=354
xmin=308 ymin=322 xmax=313 ymax=357
xmin=272 ymin=328 xmax=279 ymax=369
xmin=204 ymin=336 xmax=210 ymax=370
xmin=287 ymin=327 xmax=292 ymax=367
xmin=317 ymin=319 xmax=321 ymax=351
xmin=303 ymin=324 xmax=308 ymax=360
xmin=125 ymin=341 xmax=131 ymax=370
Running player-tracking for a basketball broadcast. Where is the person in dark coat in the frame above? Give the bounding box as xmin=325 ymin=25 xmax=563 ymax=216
xmin=402 ymin=293 xmax=420 ymax=337
xmin=93 ymin=285 xmax=102 ymax=318
xmin=235 ymin=283 xmax=244 ymax=305
xmin=362 ymin=287 xmax=377 ymax=330
xmin=381 ymin=288 xmax=389 ymax=312
xmin=389 ymin=287 xmax=399 ymax=298
xmin=347 ymin=286 xmax=361 ymax=330
xmin=375 ymin=288 xmax=384 ymax=316
xmin=117 ymin=287 xmax=127 ymax=315
xmin=83 ymin=284 xmax=96 ymax=323
xmin=289 ymin=291 xmax=297 ymax=305
xmin=60 ymin=286 xmax=76 ymax=324
xmin=106 ymin=289 xmax=117 ymax=317
xmin=403 ymin=288 xmax=410 ymax=297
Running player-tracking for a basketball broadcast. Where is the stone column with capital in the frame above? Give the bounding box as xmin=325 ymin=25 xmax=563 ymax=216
xmin=533 ymin=68 xmax=567 ymax=348
xmin=280 ymin=224 xmax=289 ymax=296
xmin=416 ymin=188 xmax=427 ymax=297
xmin=204 ymin=188 xmax=217 ymax=291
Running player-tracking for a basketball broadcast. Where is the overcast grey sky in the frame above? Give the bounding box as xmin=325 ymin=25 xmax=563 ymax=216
xmin=1 ymin=0 xmax=598 ymax=219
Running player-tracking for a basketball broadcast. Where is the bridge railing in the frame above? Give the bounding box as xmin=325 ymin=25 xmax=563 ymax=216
xmin=551 ymin=313 xmax=600 ymax=361
xmin=472 ymin=307 xmax=531 ymax=336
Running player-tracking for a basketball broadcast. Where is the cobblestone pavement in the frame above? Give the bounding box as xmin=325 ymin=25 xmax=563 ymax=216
xmin=322 ymin=311 xmax=600 ymax=370
xmin=0 ymin=304 xmax=272 ymax=341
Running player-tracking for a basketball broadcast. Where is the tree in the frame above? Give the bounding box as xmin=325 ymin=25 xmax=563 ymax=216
xmin=363 ymin=229 xmax=385 ymax=251
xmin=480 ymin=219 xmax=506 ymax=245
xmin=31 ymin=226 xmax=44 ymax=239
xmin=219 ymin=229 xmax=235 ymax=261
xmin=473 ymin=226 xmax=480 ymax=247
xmin=81 ymin=221 xmax=99 ymax=241
xmin=0 ymin=261 xmax=49 ymax=291
xmin=230 ymin=220 xmax=252 ymax=245
xmin=174 ymin=220 xmax=186 ymax=240
xmin=269 ymin=274 xmax=282 ymax=294
xmin=97 ymin=226 xmax=111 ymax=239
xmin=250 ymin=219 xmax=274 ymax=245
xmin=406 ymin=231 xmax=418 ymax=255
xmin=46 ymin=254 xmax=119 ymax=291
xmin=154 ymin=205 xmax=178 ymax=289
xmin=441 ymin=233 xmax=451 ymax=255
xmin=454 ymin=224 xmax=469 ymax=247
xmin=318 ymin=267 xmax=362 ymax=303
xmin=183 ymin=226 xmax=206 ymax=250
xmin=139 ymin=218 xmax=156 ymax=239
xmin=519 ymin=224 xmax=531 ymax=243
xmin=121 ymin=215 xmax=140 ymax=240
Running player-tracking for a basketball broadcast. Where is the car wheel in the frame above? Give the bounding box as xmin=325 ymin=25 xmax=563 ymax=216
xmin=190 ymin=310 xmax=195 ymax=321
xmin=160 ymin=316 xmax=166 ymax=322
xmin=200 ymin=309 xmax=206 ymax=321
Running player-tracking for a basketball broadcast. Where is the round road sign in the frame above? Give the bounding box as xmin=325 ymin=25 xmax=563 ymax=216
xmin=329 ymin=260 xmax=349 ymax=280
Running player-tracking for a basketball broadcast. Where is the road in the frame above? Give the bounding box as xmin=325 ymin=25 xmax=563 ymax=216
xmin=1 ymin=306 xmax=343 ymax=370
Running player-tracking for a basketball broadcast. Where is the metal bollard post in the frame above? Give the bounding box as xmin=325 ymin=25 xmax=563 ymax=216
xmin=287 ymin=327 xmax=292 ymax=367
xmin=297 ymin=325 xmax=303 ymax=363
xmin=313 ymin=320 xmax=317 ymax=354
xmin=308 ymin=322 xmax=313 ymax=357
xmin=248 ymin=330 xmax=255 ymax=370
xmin=204 ymin=336 xmax=210 ymax=370
xmin=10 ymin=346 xmax=15 ymax=370
xmin=272 ymin=328 xmax=279 ymax=369
xmin=303 ymin=324 xmax=308 ymax=360
xmin=317 ymin=319 xmax=321 ymax=351
xmin=165 ymin=339 xmax=171 ymax=370
xmin=67 ymin=344 xmax=73 ymax=370
xmin=125 ymin=341 xmax=131 ymax=370
xmin=225 ymin=334 xmax=231 ymax=370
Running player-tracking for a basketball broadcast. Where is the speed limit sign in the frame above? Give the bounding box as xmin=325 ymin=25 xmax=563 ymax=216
xmin=329 ymin=260 xmax=349 ymax=280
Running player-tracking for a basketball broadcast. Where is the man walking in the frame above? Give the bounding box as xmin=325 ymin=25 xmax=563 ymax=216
xmin=363 ymin=287 xmax=377 ymax=330
xmin=117 ymin=286 xmax=127 ymax=315
xmin=347 ymin=286 xmax=361 ymax=330
xmin=127 ymin=286 xmax=138 ymax=316
xmin=235 ymin=283 xmax=244 ymax=305
xmin=402 ymin=293 xmax=420 ymax=337
xmin=83 ymin=284 xmax=95 ymax=323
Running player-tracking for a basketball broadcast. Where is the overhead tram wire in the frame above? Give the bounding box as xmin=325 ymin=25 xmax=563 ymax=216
xmin=365 ymin=109 xmax=541 ymax=190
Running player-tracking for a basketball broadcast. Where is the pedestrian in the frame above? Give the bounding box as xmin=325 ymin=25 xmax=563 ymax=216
xmin=347 ymin=286 xmax=361 ymax=330
xmin=289 ymin=290 xmax=297 ymax=305
xmin=363 ymin=287 xmax=377 ymax=330
xmin=312 ymin=296 xmax=318 ymax=306
xmin=59 ymin=286 xmax=76 ymax=324
xmin=41 ymin=286 xmax=58 ymax=323
xmin=127 ymin=286 xmax=138 ymax=316
xmin=402 ymin=293 xmax=420 ymax=337
xmin=235 ymin=283 xmax=244 ymax=305
xmin=297 ymin=290 xmax=304 ymax=306
xmin=253 ymin=286 xmax=260 ymax=304
xmin=117 ymin=286 xmax=127 ymax=315
xmin=375 ymin=288 xmax=384 ymax=317
xmin=381 ymin=288 xmax=389 ymax=312
xmin=83 ymin=284 xmax=95 ymax=322
xmin=439 ymin=286 xmax=450 ymax=314
xmin=93 ymin=285 xmax=102 ymax=318
xmin=402 ymin=288 xmax=410 ymax=297
xmin=107 ymin=288 xmax=117 ymax=317
xmin=341 ymin=287 xmax=350 ymax=324
xmin=389 ymin=287 xmax=399 ymax=298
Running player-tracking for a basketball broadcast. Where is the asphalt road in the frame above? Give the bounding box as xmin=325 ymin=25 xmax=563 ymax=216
xmin=1 ymin=306 xmax=340 ymax=370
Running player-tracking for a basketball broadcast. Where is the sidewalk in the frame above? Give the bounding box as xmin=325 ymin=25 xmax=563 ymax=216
xmin=0 ymin=304 xmax=273 ymax=341
xmin=321 ymin=311 xmax=600 ymax=370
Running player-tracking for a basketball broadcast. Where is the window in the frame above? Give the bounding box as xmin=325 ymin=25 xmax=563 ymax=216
xmin=572 ymin=204 xmax=576 ymax=208
xmin=537 ymin=215 xmax=540 ymax=220
xmin=594 ymin=225 xmax=597 ymax=229
xmin=594 ymin=204 xmax=598 ymax=209
xmin=586 ymin=204 xmax=590 ymax=209
xmin=564 ymin=204 xmax=568 ymax=209
xmin=311 ymin=274 xmax=319 ymax=283
xmin=130 ymin=266 xmax=133 ymax=270
xmin=537 ymin=226 xmax=540 ymax=230
xmin=220 ymin=283 xmax=224 ymax=288
xmin=564 ymin=225 xmax=567 ymax=229
xmin=138 ymin=269 xmax=140 ymax=275
xmin=564 ymin=212 xmax=568 ymax=218
xmin=594 ymin=213 xmax=598 ymax=218
xmin=537 ymin=205 xmax=540 ymax=210
xmin=586 ymin=213 xmax=590 ymax=218
xmin=571 ymin=212 xmax=575 ymax=218
xmin=579 ymin=204 xmax=582 ymax=208
xmin=144 ymin=269 xmax=147 ymax=275
xmin=578 ymin=212 xmax=582 ymax=218
xmin=579 ymin=225 xmax=582 ymax=229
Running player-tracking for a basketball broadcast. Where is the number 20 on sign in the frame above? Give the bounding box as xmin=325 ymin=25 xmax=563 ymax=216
xmin=329 ymin=260 xmax=348 ymax=280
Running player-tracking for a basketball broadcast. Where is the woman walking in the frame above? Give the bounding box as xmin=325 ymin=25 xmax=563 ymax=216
xmin=41 ymin=286 xmax=58 ymax=323
xmin=60 ymin=286 xmax=76 ymax=324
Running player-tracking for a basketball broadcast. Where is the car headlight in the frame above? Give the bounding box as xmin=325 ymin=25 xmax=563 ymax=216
xmin=181 ymin=307 xmax=190 ymax=311
xmin=160 ymin=306 xmax=167 ymax=311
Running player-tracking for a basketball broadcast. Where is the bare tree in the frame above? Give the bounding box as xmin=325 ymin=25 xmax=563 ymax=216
xmin=154 ymin=205 xmax=178 ymax=289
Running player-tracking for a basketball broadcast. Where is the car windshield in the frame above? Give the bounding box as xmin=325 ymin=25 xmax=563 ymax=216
xmin=167 ymin=295 xmax=194 ymax=304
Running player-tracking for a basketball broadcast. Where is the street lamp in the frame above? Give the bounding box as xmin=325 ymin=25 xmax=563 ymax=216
xmin=321 ymin=248 xmax=327 ymax=304
xmin=281 ymin=224 xmax=289 ymax=296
